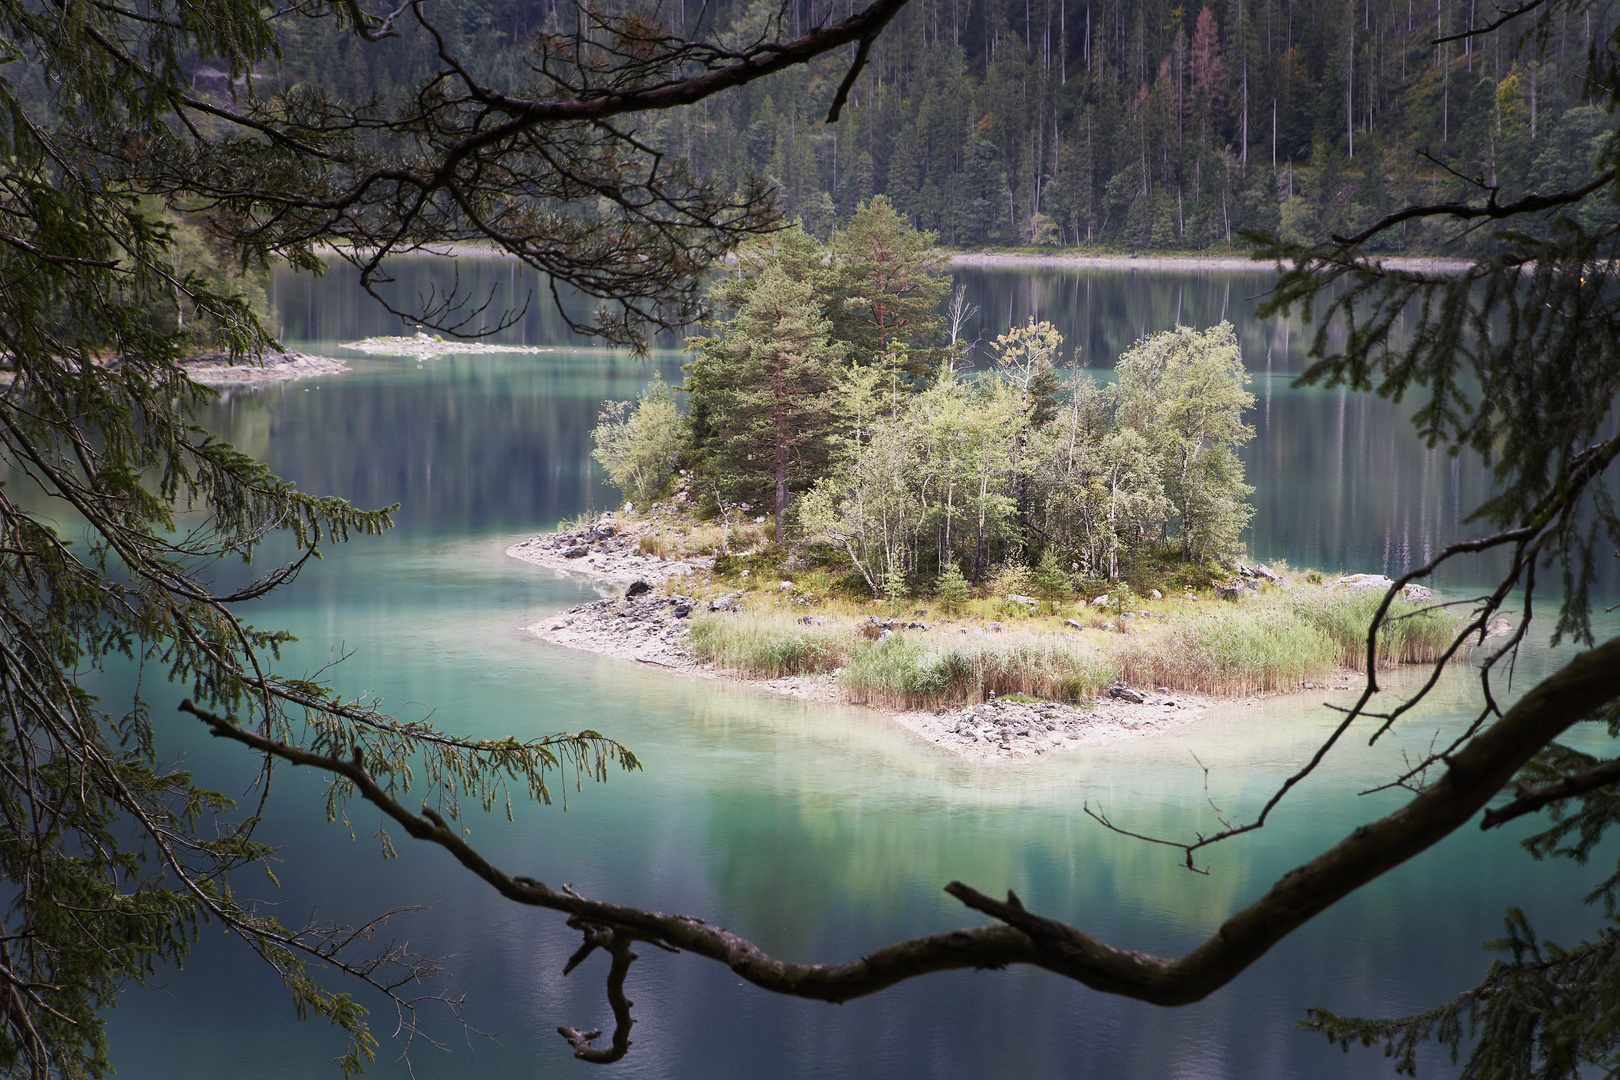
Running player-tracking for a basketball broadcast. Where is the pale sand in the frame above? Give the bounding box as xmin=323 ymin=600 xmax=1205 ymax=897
xmin=183 ymin=351 xmax=348 ymax=385
xmin=339 ymin=334 xmax=556 ymax=357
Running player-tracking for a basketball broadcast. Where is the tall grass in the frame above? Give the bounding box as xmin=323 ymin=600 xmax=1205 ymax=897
xmin=684 ymin=581 xmax=1460 ymax=707
xmin=1117 ymin=587 xmax=1460 ymax=696
xmin=1294 ymin=589 xmax=1457 ymax=669
xmin=1117 ymin=603 xmax=1337 ymax=696
xmin=841 ymin=633 xmax=1118 ymax=710
xmin=685 ymin=612 xmax=849 ymax=677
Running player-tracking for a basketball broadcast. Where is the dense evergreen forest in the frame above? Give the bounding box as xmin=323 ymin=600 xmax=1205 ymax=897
xmin=268 ymin=0 xmax=1616 ymax=252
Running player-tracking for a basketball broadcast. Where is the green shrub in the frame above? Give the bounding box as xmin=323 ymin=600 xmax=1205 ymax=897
xmin=1032 ymin=550 xmax=1074 ymax=611
xmin=590 ymin=376 xmax=686 ymax=506
xmin=935 ymin=561 xmax=970 ymax=614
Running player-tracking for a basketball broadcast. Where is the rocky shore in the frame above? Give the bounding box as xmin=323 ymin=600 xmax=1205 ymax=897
xmin=506 ymin=511 xmax=713 ymax=586
xmin=182 ymin=350 xmax=348 ymax=385
xmin=510 ymin=512 xmax=1221 ymax=760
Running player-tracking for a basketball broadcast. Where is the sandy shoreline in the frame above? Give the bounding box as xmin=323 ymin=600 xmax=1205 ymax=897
xmin=504 ymin=512 xmax=1304 ymax=760
xmin=183 ymin=350 xmax=348 ymax=385
xmin=950 ymin=251 xmax=1476 ymax=272
xmin=306 ymin=244 xmax=1474 ymax=275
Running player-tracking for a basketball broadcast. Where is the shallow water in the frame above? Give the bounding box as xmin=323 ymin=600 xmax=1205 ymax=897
xmin=101 ymin=261 xmax=1615 ymax=1079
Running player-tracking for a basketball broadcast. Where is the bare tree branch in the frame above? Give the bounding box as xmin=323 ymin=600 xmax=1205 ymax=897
xmin=1328 ymin=173 xmax=1610 ymax=248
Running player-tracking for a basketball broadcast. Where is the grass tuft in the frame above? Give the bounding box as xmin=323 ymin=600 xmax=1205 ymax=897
xmin=685 ymin=612 xmax=848 ymax=677
xmin=841 ymin=633 xmax=1118 ymax=710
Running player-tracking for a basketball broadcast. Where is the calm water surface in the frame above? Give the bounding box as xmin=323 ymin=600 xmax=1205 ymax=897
xmin=103 ymin=259 xmax=1614 ymax=1079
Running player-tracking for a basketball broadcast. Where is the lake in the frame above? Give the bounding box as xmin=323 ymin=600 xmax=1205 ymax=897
xmin=102 ymin=257 xmax=1614 ymax=1079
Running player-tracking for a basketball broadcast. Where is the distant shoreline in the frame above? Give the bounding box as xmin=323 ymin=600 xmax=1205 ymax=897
xmin=307 ymin=243 xmax=1475 ymax=274
xmin=950 ymin=251 xmax=1475 ymax=273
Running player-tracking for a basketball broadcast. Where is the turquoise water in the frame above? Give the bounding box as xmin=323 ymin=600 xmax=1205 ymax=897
xmin=102 ymin=262 xmax=1612 ymax=1078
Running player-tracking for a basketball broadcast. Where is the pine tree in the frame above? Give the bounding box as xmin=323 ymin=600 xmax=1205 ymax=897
xmin=830 ymin=196 xmax=955 ymax=382
xmin=689 ymin=266 xmax=849 ymax=541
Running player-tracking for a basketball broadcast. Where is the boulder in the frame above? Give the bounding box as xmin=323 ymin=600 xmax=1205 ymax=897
xmin=1063 ymin=618 xmax=1083 ymax=630
xmin=625 ymin=579 xmax=653 ymax=599
xmin=563 ymin=545 xmax=588 ymax=559
xmin=1215 ymin=581 xmax=1244 ymax=601
xmin=906 ymin=621 xmax=928 ymax=630
xmin=986 ymin=621 xmax=1004 ymax=632
xmin=1331 ymin=573 xmax=1396 ymax=592
xmin=1006 ymin=594 xmax=1040 ymax=607
xmin=672 ymin=602 xmax=693 ymax=619
xmin=1401 ymin=583 xmax=1436 ymax=604
xmin=1149 ymin=589 xmax=1163 ymax=600
xmin=1090 ymin=595 xmax=1111 ymax=608
xmin=1108 ymin=685 xmax=1146 ymax=704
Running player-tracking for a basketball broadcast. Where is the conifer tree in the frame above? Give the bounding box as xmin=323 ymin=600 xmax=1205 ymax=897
xmin=688 ymin=266 xmax=849 ymax=540
xmin=830 ymin=196 xmax=955 ymax=381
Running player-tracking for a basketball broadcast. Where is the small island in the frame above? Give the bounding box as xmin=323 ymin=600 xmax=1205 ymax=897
xmin=510 ymin=203 xmax=1463 ymax=758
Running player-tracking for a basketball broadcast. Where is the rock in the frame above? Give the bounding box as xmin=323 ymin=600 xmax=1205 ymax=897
xmin=878 ymin=628 xmax=894 ymax=639
xmin=1332 ymin=573 xmax=1396 ymax=592
xmin=986 ymin=621 xmax=1003 ymax=632
xmin=1100 ymin=622 xmax=1118 ymax=632
xmin=1121 ymin=611 xmax=1136 ymax=619
xmin=906 ymin=621 xmax=928 ymax=630
xmin=563 ymin=545 xmax=588 ymax=559
xmin=1485 ymin=618 xmax=1515 ymax=638
xmin=1253 ymin=564 xmax=1280 ymax=582
xmin=1063 ymin=618 xmax=1083 ymax=630
xmin=1402 ymin=583 xmax=1435 ymax=604
xmin=672 ymin=602 xmax=693 ymax=618
xmin=1006 ymin=594 xmax=1040 ymax=607
xmin=1108 ymin=685 xmax=1146 ymax=704
xmin=798 ymin=615 xmax=827 ymax=625
xmin=625 ymin=579 xmax=653 ymax=599
xmin=1215 ymin=581 xmax=1244 ymax=601
xmin=1090 ymin=594 xmax=1110 ymax=607
xmin=778 ymin=580 xmax=794 ymax=591
xmin=1149 ymin=589 xmax=1162 ymax=599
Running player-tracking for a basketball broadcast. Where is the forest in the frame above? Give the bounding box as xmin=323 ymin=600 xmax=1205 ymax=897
xmin=265 ymin=0 xmax=1620 ymax=252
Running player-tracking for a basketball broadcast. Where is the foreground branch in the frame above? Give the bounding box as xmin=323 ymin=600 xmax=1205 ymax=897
xmin=1480 ymin=756 xmax=1620 ymax=829
xmin=179 ymin=636 xmax=1620 ymax=1058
